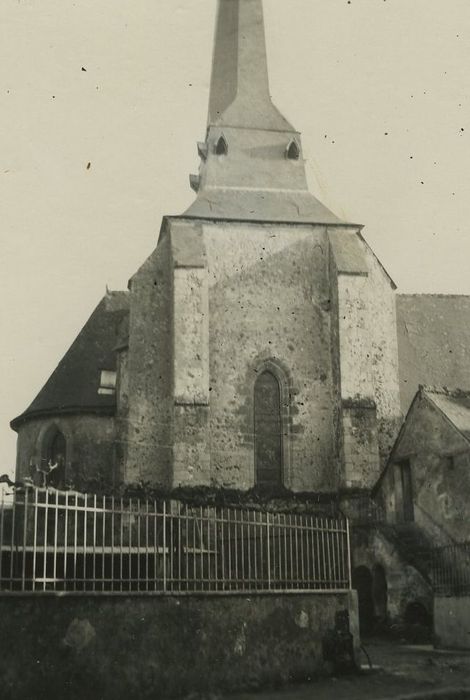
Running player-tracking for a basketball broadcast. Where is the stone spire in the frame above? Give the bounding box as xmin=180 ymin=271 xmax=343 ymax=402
xmin=185 ymin=0 xmax=342 ymax=224
xmin=207 ymin=0 xmax=292 ymax=131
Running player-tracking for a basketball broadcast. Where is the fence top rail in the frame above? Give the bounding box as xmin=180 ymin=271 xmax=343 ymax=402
xmin=431 ymin=542 xmax=470 ymax=554
xmin=7 ymin=485 xmax=348 ymax=526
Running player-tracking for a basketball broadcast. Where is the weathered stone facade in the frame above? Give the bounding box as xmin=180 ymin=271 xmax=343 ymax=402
xmin=377 ymin=388 xmax=470 ymax=542
xmin=120 ymin=215 xmax=402 ymax=493
xmin=15 ymin=414 xmax=116 ymax=491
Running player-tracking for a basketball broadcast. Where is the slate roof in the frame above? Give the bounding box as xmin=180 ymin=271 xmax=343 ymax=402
xmin=397 ymin=294 xmax=470 ymax=412
xmin=425 ymin=388 xmax=470 ymax=441
xmin=11 ymin=291 xmax=129 ymax=430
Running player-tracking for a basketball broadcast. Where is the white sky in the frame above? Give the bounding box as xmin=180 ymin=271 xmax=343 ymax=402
xmin=1 ymin=0 xmax=470 ymax=473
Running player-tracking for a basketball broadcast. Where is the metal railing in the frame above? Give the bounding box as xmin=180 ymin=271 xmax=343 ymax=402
xmin=0 ymin=486 xmax=351 ymax=595
xmin=430 ymin=542 xmax=470 ymax=596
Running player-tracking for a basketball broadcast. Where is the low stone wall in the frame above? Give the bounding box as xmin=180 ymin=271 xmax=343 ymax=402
xmin=0 ymin=592 xmax=358 ymax=699
xmin=435 ymin=596 xmax=470 ymax=649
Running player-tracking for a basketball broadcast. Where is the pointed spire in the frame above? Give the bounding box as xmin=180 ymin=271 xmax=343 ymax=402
xmin=208 ymin=0 xmax=292 ymax=131
xmin=184 ymin=0 xmax=343 ymax=225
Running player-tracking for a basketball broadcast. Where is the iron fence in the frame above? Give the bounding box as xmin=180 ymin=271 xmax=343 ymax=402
xmin=429 ymin=542 xmax=470 ymax=596
xmin=0 ymin=486 xmax=351 ymax=595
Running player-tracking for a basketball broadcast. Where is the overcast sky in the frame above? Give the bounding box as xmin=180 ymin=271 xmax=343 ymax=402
xmin=1 ymin=0 xmax=470 ymax=473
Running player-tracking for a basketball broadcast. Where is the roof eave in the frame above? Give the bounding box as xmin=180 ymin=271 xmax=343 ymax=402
xmin=10 ymin=404 xmax=116 ymax=432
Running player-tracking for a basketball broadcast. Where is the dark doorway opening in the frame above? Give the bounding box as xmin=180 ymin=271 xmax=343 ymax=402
xmin=404 ymin=601 xmax=432 ymax=628
xmin=254 ymin=370 xmax=283 ymax=489
xmin=372 ymin=565 xmax=388 ymax=623
xmin=352 ymin=566 xmax=374 ymax=635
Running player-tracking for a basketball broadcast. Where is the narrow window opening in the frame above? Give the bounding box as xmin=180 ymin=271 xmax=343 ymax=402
xmin=215 ymin=135 xmax=228 ymax=156
xmin=99 ymin=369 xmax=117 ymax=396
xmin=286 ymin=139 xmax=300 ymax=160
xmin=254 ymin=370 xmax=283 ymax=489
xmin=45 ymin=430 xmax=66 ymax=489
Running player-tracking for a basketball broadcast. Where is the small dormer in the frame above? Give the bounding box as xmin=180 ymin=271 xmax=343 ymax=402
xmin=286 ymin=139 xmax=300 ymax=161
xmin=215 ymin=134 xmax=228 ymax=156
xmin=189 ymin=174 xmax=200 ymax=192
xmin=197 ymin=142 xmax=208 ymax=161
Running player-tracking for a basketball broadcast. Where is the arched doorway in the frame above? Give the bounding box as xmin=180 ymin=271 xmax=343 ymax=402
xmin=46 ymin=430 xmax=67 ymax=489
xmin=352 ymin=566 xmax=374 ymax=635
xmin=373 ymin=565 xmax=388 ymax=623
xmin=254 ymin=370 xmax=283 ymax=488
xmin=404 ymin=601 xmax=432 ymax=628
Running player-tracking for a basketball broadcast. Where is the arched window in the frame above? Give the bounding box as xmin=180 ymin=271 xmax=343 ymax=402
xmin=286 ymin=139 xmax=300 ymax=160
xmin=46 ymin=430 xmax=66 ymax=489
xmin=254 ymin=371 xmax=283 ymax=488
xmin=215 ymin=134 xmax=228 ymax=156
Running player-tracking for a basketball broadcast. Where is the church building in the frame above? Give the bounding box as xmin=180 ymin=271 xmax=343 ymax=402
xmin=11 ymin=0 xmax=404 ymax=497
xmin=10 ymin=0 xmax=470 ymax=629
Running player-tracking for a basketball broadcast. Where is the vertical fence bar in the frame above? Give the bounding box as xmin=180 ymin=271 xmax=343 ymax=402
xmin=325 ymin=518 xmax=332 ymax=588
xmin=52 ymin=489 xmax=59 ymax=591
xmin=309 ymin=516 xmax=317 ymax=588
xmin=207 ymin=507 xmax=211 ymax=591
xmin=0 ymin=488 xmax=4 ymax=588
xmin=83 ymin=493 xmax=88 ymax=591
xmin=178 ymin=505 xmax=182 ymax=592
xmin=293 ymin=514 xmax=299 ymax=589
xmin=271 ymin=511 xmax=276 ymax=589
xmin=10 ymin=488 xmax=17 ymax=591
xmin=300 ymin=514 xmax=305 ymax=588
xmin=21 ymin=488 xmax=29 ymax=592
xmin=73 ymin=494 xmax=78 ymax=591
xmin=162 ymin=501 xmax=167 ymax=592
xmin=92 ymin=494 xmax=97 ymax=592
xmin=266 ymin=511 xmax=271 ymax=591
xmin=128 ymin=499 xmax=133 ymax=592
xmin=64 ymin=491 xmax=69 ymax=589
xmin=232 ymin=510 xmax=240 ymax=590
xmin=32 ymin=488 xmax=38 ymax=592
xmin=320 ymin=517 xmax=327 ymax=590
xmin=111 ymin=496 xmax=115 ymax=592
xmin=136 ymin=498 xmax=141 ymax=591
xmin=184 ymin=506 xmax=189 ymax=591
xmin=346 ymin=517 xmax=352 ymax=589
xmin=145 ymin=500 xmax=149 ymax=592
xmin=227 ymin=508 xmax=232 ymax=590
xmin=220 ymin=508 xmax=225 ymax=590
xmin=102 ymin=496 xmax=106 ymax=591
xmin=119 ymin=497 xmax=124 ymax=592
xmin=192 ymin=505 xmax=196 ymax=590
xmin=253 ymin=510 xmax=258 ymax=589
xmin=153 ymin=500 xmax=158 ymax=592
xmin=42 ymin=489 xmax=48 ymax=591
xmin=200 ymin=506 xmax=204 ymax=590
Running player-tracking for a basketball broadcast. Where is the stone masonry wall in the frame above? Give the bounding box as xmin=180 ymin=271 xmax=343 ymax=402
xmin=380 ymin=395 xmax=470 ymax=542
xmin=0 ymin=592 xmax=359 ymax=700
xmin=125 ymin=225 xmax=174 ymax=487
xmin=329 ymin=229 xmax=402 ymax=489
xmin=203 ymin=221 xmax=337 ymax=491
xmin=15 ymin=414 xmax=116 ymax=490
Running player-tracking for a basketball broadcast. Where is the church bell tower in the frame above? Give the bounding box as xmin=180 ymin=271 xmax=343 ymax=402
xmin=122 ymin=0 xmax=402 ymax=494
